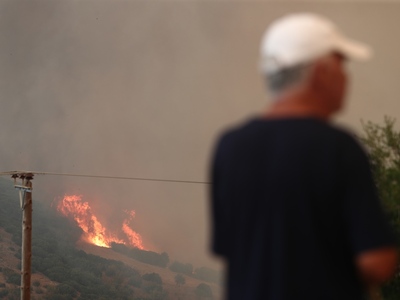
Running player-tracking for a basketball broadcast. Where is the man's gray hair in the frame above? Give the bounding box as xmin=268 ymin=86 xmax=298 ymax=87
xmin=265 ymin=63 xmax=311 ymax=94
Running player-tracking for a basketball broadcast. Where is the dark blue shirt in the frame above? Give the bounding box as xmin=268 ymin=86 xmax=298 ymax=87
xmin=210 ymin=118 xmax=395 ymax=300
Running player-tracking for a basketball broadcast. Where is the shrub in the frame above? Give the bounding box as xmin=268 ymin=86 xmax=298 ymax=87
xmin=55 ymin=283 xmax=78 ymax=298
xmin=4 ymin=268 xmax=20 ymax=286
xmin=193 ymin=267 xmax=221 ymax=284
xmin=127 ymin=275 xmax=142 ymax=288
xmin=111 ymin=243 xmax=169 ymax=268
xmin=174 ymin=273 xmax=185 ymax=286
xmin=0 ymin=289 xmax=8 ymax=298
xmin=360 ymin=117 xmax=400 ymax=299
xmin=33 ymin=280 xmax=40 ymax=287
xmin=142 ymin=272 xmax=162 ymax=285
xmin=169 ymin=261 xmax=193 ymax=275
xmin=195 ymin=283 xmax=213 ymax=298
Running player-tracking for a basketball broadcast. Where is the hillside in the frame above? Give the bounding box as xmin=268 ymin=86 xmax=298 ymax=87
xmin=0 ymin=227 xmax=58 ymax=299
xmin=77 ymin=241 xmax=222 ymax=300
xmin=0 ymin=178 xmax=222 ymax=299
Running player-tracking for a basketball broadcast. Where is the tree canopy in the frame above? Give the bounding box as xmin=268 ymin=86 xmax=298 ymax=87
xmin=361 ymin=117 xmax=400 ymax=300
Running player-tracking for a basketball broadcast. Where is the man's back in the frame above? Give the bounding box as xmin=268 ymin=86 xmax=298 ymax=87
xmin=211 ymin=118 xmax=394 ymax=300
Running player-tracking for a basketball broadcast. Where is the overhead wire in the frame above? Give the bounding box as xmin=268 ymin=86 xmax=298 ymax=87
xmin=0 ymin=170 xmax=210 ymax=185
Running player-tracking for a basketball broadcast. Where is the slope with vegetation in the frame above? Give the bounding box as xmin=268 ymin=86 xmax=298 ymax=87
xmin=0 ymin=177 xmax=220 ymax=300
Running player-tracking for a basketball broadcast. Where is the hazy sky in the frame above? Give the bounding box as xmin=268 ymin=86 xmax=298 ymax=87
xmin=1 ymin=0 xmax=400 ymax=269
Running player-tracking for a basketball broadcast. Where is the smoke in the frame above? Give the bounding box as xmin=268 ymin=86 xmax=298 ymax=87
xmin=0 ymin=0 xmax=241 ymax=268
xmin=1 ymin=0 xmax=400 ymax=269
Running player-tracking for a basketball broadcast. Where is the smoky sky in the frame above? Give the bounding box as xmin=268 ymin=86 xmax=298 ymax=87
xmin=1 ymin=0 xmax=400 ymax=268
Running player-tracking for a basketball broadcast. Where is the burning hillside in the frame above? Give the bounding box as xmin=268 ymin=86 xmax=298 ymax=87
xmin=57 ymin=195 xmax=144 ymax=249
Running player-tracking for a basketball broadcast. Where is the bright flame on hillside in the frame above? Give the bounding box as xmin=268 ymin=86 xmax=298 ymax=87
xmin=122 ymin=209 xmax=144 ymax=248
xmin=57 ymin=195 xmax=144 ymax=249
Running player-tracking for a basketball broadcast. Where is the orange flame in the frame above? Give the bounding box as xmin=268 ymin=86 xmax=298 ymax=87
xmin=57 ymin=195 xmax=144 ymax=249
xmin=122 ymin=210 xmax=144 ymax=249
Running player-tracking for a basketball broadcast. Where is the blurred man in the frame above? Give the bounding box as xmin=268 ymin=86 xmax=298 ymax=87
xmin=210 ymin=13 xmax=398 ymax=300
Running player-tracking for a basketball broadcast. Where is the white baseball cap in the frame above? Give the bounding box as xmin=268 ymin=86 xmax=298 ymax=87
xmin=259 ymin=13 xmax=372 ymax=74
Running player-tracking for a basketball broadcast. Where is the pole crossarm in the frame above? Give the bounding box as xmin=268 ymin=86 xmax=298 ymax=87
xmin=14 ymin=185 xmax=32 ymax=191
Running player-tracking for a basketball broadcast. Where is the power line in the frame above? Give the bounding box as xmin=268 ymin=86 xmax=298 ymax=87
xmin=0 ymin=170 xmax=210 ymax=185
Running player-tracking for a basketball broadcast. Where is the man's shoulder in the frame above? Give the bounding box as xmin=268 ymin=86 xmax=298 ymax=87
xmin=330 ymin=124 xmax=368 ymax=153
xmin=218 ymin=117 xmax=357 ymax=141
xmin=215 ymin=118 xmax=268 ymax=150
xmin=215 ymin=117 xmax=366 ymax=158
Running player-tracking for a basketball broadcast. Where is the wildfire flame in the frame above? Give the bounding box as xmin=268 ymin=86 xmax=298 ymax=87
xmin=122 ymin=209 xmax=144 ymax=248
xmin=57 ymin=195 xmax=144 ymax=249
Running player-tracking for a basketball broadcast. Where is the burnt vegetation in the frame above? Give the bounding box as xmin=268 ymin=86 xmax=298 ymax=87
xmin=0 ymin=178 xmax=220 ymax=300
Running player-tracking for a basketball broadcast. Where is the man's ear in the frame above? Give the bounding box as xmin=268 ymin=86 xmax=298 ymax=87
xmin=309 ymin=59 xmax=328 ymax=91
xmin=306 ymin=62 xmax=320 ymax=90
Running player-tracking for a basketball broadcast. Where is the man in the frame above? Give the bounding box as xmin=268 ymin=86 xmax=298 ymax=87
xmin=210 ymin=13 xmax=398 ymax=300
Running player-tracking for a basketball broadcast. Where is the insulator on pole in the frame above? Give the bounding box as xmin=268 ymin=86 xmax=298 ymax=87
xmin=11 ymin=174 xmax=18 ymax=185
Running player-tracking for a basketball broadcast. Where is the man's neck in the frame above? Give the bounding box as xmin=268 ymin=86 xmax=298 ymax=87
xmin=263 ymin=89 xmax=333 ymax=121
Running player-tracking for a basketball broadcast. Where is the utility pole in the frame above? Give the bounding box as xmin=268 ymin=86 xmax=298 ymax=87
xmin=13 ymin=173 xmax=33 ymax=300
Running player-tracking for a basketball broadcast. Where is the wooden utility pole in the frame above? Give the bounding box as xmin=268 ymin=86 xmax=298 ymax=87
xmin=13 ymin=173 xmax=33 ymax=300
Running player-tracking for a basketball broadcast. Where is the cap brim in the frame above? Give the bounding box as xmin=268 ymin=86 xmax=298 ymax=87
xmin=335 ymin=36 xmax=372 ymax=61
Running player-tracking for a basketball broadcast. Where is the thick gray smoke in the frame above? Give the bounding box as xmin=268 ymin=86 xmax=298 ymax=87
xmin=1 ymin=0 xmax=400 ymax=269
xmin=0 ymin=0 xmax=251 ymax=268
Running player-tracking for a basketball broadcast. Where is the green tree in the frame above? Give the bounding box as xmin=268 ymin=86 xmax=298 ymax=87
xmin=169 ymin=261 xmax=193 ymax=275
xmin=3 ymin=268 xmax=20 ymax=286
xmin=174 ymin=273 xmax=185 ymax=286
xmin=361 ymin=117 xmax=400 ymax=299
xmin=361 ymin=117 xmax=400 ymax=220
xmin=142 ymin=272 xmax=162 ymax=285
xmin=194 ymin=283 xmax=213 ymax=299
xmin=0 ymin=289 xmax=8 ymax=298
xmin=127 ymin=274 xmax=142 ymax=288
xmin=141 ymin=272 xmax=166 ymax=300
xmin=193 ymin=267 xmax=221 ymax=284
